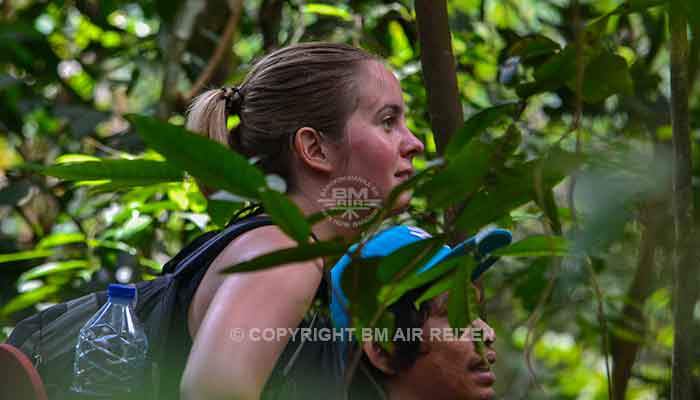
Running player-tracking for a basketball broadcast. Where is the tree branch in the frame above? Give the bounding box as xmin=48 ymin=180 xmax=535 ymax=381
xmin=185 ymin=0 xmax=244 ymax=101
xmin=157 ymin=0 xmax=206 ymax=120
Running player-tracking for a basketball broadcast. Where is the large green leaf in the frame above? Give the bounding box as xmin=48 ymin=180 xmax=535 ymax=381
xmin=419 ymin=124 xmax=522 ymax=209
xmin=18 ymin=260 xmax=91 ymax=283
xmin=455 ymin=149 xmax=585 ymax=234
xmin=221 ymin=240 xmax=348 ymax=274
xmin=444 ymin=102 xmax=520 ymax=158
xmin=448 ymin=261 xmax=471 ymax=330
xmin=578 ymin=52 xmax=634 ymax=103
xmin=341 ymin=258 xmax=396 ymax=348
xmin=493 ymin=236 xmax=570 ymax=257
xmin=42 ymin=159 xmax=184 ymax=186
xmin=259 ymin=188 xmax=311 ymax=243
xmin=128 ymin=115 xmax=267 ymax=198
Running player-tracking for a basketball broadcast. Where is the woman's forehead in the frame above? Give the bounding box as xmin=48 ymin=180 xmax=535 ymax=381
xmin=355 ymin=61 xmax=404 ymax=112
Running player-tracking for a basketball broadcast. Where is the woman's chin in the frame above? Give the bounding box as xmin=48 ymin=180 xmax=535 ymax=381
xmin=387 ymin=190 xmax=412 ymax=215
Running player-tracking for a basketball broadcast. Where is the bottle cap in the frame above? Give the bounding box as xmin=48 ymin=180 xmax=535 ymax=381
xmin=108 ymin=283 xmax=136 ymax=300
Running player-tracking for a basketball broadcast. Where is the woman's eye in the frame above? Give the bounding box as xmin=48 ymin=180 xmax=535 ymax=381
xmin=382 ymin=117 xmax=395 ymax=130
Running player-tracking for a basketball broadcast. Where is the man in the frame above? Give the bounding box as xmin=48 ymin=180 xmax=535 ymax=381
xmin=330 ymin=225 xmax=510 ymax=399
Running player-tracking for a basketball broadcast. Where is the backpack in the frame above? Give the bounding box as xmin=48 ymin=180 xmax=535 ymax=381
xmin=6 ymin=209 xmax=343 ymax=400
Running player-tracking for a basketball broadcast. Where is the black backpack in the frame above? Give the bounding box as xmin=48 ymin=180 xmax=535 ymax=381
xmin=6 ymin=211 xmax=344 ymax=400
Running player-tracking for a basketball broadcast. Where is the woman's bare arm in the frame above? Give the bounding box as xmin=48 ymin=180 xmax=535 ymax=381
xmin=180 ymin=226 xmax=323 ymax=400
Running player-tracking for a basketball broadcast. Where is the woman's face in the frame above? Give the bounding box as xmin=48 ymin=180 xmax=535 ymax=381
xmin=337 ymin=61 xmax=424 ymax=215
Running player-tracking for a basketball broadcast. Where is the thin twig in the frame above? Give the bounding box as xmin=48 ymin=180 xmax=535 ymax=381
xmin=185 ymin=0 xmax=244 ymax=101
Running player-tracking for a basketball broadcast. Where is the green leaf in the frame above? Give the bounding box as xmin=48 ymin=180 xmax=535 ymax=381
xmin=303 ymin=3 xmax=353 ymax=21
xmin=42 ymin=159 xmax=184 ymax=185
xmin=37 ymin=232 xmax=86 ymax=249
xmin=493 ymin=236 xmax=569 ymax=257
xmin=1 ymin=285 xmax=59 ymax=317
xmin=341 ymin=258 xmax=396 ymax=348
xmin=381 ymin=256 xmax=468 ymax=307
xmin=259 ymin=188 xmax=311 ymax=243
xmin=376 ymin=237 xmax=444 ymax=283
xmin=88 ymin=239 xmax=138 ymax=255
xmin=0 ymin=249 xmax=53 ymax=264
xmin=444 ymin=102 xmax=520 ymax=158
xmin=221 ymin=240 xmax=348 ymax=274
xmin=420 ymin=124 xmax=522 ymax=208
xmin=448 ymin=261 xmax=470 ymax=330
xmin=18 ymin=260 xmax=91 ymax=283
xmin=414 ymin=271 xmax=455 ymax=309
xmin=101 ymin=212 xmax=153 ymax=241
xmin=128 ymin=115 xmax=266 ymax=198
xmin=578 ymin=52 xmax=634 ymax=103
xmin=455 ymin=149 xmax=585 ymax=234
xmin=507 ymin=34 xmax=561 ymax=63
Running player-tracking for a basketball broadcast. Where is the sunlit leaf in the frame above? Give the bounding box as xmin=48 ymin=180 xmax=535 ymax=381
xmin=303 ymin=3 xmax=353 ymax=21
xmin=37 ymin=232 xmax=86 ymax=249
xmin=18 ymin=260 xmax=91 ymax=283
xmin=0 ymin=249 xmax=53 ymax=264
xmin=0 ymin=285 xmax=58 ymax=317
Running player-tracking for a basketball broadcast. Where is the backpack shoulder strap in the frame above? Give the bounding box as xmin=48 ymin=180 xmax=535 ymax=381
xmin=171 ymin=214 xmax=274 ymax=278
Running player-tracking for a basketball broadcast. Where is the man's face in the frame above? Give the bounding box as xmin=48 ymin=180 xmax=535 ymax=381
xmin=390 ymin=294 xmax=498 ymax=400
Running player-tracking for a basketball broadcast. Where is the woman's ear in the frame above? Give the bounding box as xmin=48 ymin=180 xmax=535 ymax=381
xmin=293 ymin=127 xmax=335 ymax=173
xmin=362 ymin=341 xmax=397 ymax=375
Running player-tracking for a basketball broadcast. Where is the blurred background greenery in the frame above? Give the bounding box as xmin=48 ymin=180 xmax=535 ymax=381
xmin=1 ymin=0 xmax=699 ymax=399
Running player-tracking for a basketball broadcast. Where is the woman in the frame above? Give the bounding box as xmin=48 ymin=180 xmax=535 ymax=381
xmin=180 ymin=42 xmax=425 ymax=400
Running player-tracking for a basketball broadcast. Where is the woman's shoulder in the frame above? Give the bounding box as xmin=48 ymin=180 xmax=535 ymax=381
xmin=188 ymin=221 xmax=322 ymax=336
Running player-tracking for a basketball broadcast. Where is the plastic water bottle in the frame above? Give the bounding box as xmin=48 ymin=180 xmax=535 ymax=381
xmin=71 ymin=284 xmax=148 ymax=398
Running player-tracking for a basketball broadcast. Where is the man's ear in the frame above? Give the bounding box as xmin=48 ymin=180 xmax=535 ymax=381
xmin=293 ymin=127 xmax=334 ymax=173
xmin=362 ymin=341 xmax=396 ymax=375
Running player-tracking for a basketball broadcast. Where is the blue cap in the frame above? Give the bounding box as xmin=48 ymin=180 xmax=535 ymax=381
xmin=108 ymin=283 xmax=136 ymax=300
xmin=330 ymin=226 xmax=512 ymax=331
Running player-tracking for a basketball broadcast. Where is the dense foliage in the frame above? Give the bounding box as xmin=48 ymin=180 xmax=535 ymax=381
xmin=1 ymin=0 xmax=698 ymax=398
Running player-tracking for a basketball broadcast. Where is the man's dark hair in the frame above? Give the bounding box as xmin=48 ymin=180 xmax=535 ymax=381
xmin=348 ymin=288 xmax=436 ymax=399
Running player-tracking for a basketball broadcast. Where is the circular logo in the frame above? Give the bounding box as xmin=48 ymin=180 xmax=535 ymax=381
xmin=318 ymin=176 xmax=382 ymax=228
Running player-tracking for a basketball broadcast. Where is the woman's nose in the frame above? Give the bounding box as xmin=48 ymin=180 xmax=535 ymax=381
xmin=400 ymin=127 xmax=425 ymax=158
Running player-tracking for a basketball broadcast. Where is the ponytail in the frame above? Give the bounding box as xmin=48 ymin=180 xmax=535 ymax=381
xmin=185 ymin=89 xmax=230 ymax=147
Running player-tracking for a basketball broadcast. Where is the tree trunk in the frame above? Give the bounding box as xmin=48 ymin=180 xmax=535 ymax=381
xmin=669 ymin=1 xmax=697 ymax=399
xmin=414 ymin=0 xmax=463 ymax=155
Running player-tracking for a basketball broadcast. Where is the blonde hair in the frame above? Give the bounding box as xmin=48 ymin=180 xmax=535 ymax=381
xmin=185 ymin=42 xmax=377 ymax=193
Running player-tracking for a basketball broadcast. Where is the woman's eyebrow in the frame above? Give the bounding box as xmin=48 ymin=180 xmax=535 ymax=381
xmin=375 ymin=104 xmax=404 ymax=116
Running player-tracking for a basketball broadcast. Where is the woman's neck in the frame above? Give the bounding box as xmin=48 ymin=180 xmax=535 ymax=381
xmin=288 ymin=191 xmax=359 ymax=242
